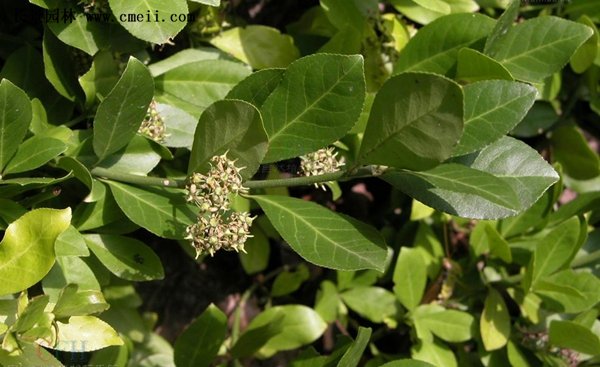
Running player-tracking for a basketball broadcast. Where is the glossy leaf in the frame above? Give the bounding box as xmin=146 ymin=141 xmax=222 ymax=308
xmin=43 ymin=28 xmax=84 ymax=101
xmin=55 ymin=225 xmax=90 ymax=257
xmin=93 ymin=57 xmax=154 ymax=160
xmin=156 ymin=103 xmax=198 ymax=149
xmin=453 ymin=137 xmax=559 ymax=216
xmin=455 ymin=48 xmax=513 ymax=83
xmin=393 ymin=13 xmax=495 ymax=74
xmin=337 ymin=327 xmax=372 ymax=367
xmin=225 ymin=68 xmax=285 ymax=108
xmin=107 ymin=182 xmax=195 ymax=239
xmin=0 ymin=208 xmax=71 ymax=296
xmin=148 ymin=48 xmax=225 ymax=77
xmin=53 ymin=284 xmax=110 ymax=318
xmin=483 ymin=0 xmax=519 ymax=55
xmin=155 ymin=60 xmax=250 ymax=114
xmin=0 ymin=79 xmax=32 ymax=173
xmin=78 ymin=50 xmax=119 ymax=108
xmin=359 ymin=73 xmax=463 ymax=170
xmin=174 ymin=304 xmax=227 ymax=367
xmin=109 ymin=0 xmax=188 ymax=44
xmin=260 ymin=54 xmax=365 ymax=162
xmin=272 ymin=265 xmax=310 ymax=297
xmin=570 ymin=16 xmax=598 ymax=73
xmin=3 ymin=136 xmax=66 ymax=175
xmin=384 ymin=163 xmax=521 ymax=219
xmin=393 ymin=247 xmax=427 ymax=311
xmin=42 ymin=256 xmax=101 ymax=302
xmin=211 ymin=26 xmax=299 ymax=69
xmin=237 ymin=305 xmax=326 ymax=357
xmin=253 ymin=195 xmax=390 ymax=272
xmin=525 ymin=217 xmax=580 ymax=289
xmin=550 ymin=124 xmax=600 ymax=180
xmin=411 ymin=340 xmax=457 ymax=367
xmin=341 ymin=287 xmax=399 ymax=324
xmin=54 ymin=316 xmax=123 ymax=351
xmin=0 ymin=342 xmax=63 ymax=367
xmin=549 ymin=320 xmax=600 ymax=355
xmin=380 ymin=361 xmax=436 ymax=367
xmin=415 ymin=309 xmax=475 ymax=342
xmin=486 ymin=16 xmax=593 ymax=82
xmin=452 ymin=80 xmax=537 ymax=156
xmin=84 ymin=234 xmax=164 ymax=281
xmin=533 ymin=269 xmax=600 ymax=313
xmin=480 ymin=288 xmax=510 ymax=351
xmin=239 ymin=226 xmax=270 ymax=275
xmin=188 ymin=99 xmax=268 ymax=179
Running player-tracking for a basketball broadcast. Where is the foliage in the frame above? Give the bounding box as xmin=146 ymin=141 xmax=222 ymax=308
xmin=1 ymin=0 xmax=600 ymax=366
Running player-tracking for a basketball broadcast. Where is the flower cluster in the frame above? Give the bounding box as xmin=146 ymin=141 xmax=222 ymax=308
xmin=185 ymin=153 xmax=254 ymax=258
xmin=138 ymin=100 xmax=167 ymax=143
xmin=300 ymin=147 xmax=345 ymax=190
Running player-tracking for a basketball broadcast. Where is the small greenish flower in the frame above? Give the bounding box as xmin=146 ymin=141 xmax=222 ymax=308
xmin=138 ymin=99 xmax=167 ymax=143
xmin=185 ymin=153 xmax=253 ymax=258
xmin=300 ymin=147 xmax=345 ymax=190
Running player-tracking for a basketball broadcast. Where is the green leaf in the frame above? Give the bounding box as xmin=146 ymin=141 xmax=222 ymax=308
xmin=480 ymin=288 xmax=510 ymax=351
xmin=239 ymin=226 xmax=270 ymax=275
xmin=93 ymin=57 xmax=154 ymax=160
xmin=156 ymin=103 xmax=197 ymax=149
xmin=84 ymin=234 xmax=164 ymax=281
xmin=211 ymin=26 xmax=300 ymax=69
xmin=109 ymin=0 xmax=188 ymax=44
xmin=55 ymin=225 xmax=90 ymax=257
xmin=13 ymin=295 xmax=49 ymax=333
xmin=548 ymin=320 xmax=600 ymax=355
xmin=272 ymin=264 xmax=310 ymax=297
xmin=314 ymin=280 xmax=341 ymax=323
xmin=0 ymin=208 xmax=71 ymax=296
xmin=393 ymin=13 xmax=495 ymax=74
xmin=452 ymin=80 xmax=537 ymax=156
xmin=56 ymin=157 xmax=93 ymax=192
xmin=43 ymin=27 xmax=84 ymax=102
xmin=337 ymin=327 xmax=372 ymax=367
xmin=453 ymin=136 xmax=559 ymax=215
xmin=0 ymin=342 xmax=64 ymax=367
xmin=525 ymin=217 xmax=580 ymax=289
xmin=380 ymin=361 xmax=436 ymax=367
xmin=148 ymin=48 xmax=225 ymax=77
xmin=155 ymin=60 xmax=250 ymax=114
xmin=455 ymin=48 xmax=514 ymax=83
xmin=358 ymin=72 xmax=463 ymax=170
xmin=415 ymin=309 xmax=475 ymax=342
xmin=260 ymin=54 xmax=365 ymax=162
xmin=570 ymin=16 xmax=599 ymax=73
xmin=78 ymin=50 xmax=120 ymax=108
xmin=252 ymin=195 xmax=390 ymax=272
xmin=225 ymin=68 xmax=285 ymax=108
xmin=53 ymin=284 xmax=109 ymax=318
xmin=95 ymin=135 xmax=164 ymax=176
xmin=482 ymin=223 xmax=512 ymax=262
xmin=483 ymin=0 xmax=519 ymax=55
xmin=0 ymin=79 xmax=32 ymax=173
xmin=393 ymin=247 xmax=427 ymax=311
xmin=411 ymin=340 xmax=457 ymax=367
xmin=42 ymin=256 xmax=101 ymax=302
xmin=231 ymin=315 xmax=285 ymax=358
xmin=237 ymin=305 xmax=326 ymax=358
xmin=511 ymin=102 xmax=558 ymax=138
xmin=188 ymin=99 xmax=268 ymax=179
xmin=486 ymin=16 xmax=593 ymax=82
xmin=550 ymin=124 xmax=600 ymax=180
xmin=47 ymin=12 xmax=104 ymax=56
xmin=174 ymin=304 xmax=227 ymax=367
xmin=106 ymin=181 xmax=196 ymax=239
xmin=54 ymin=315 xmax=123 ymax=351
xmin=190 ymin=0 xmax=220 ymax=6
xmin=533 ymin=269 xmax=600 ymax=313
xmin=3 ymin=136 xmax=66 ymax=175
xmin=0 ymin=199 xmax=26 ymax=231
xmin=383 ymin=163 xmax=521 ymax=219
xmin=341 ymin=287 xmax=400 ymax=324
